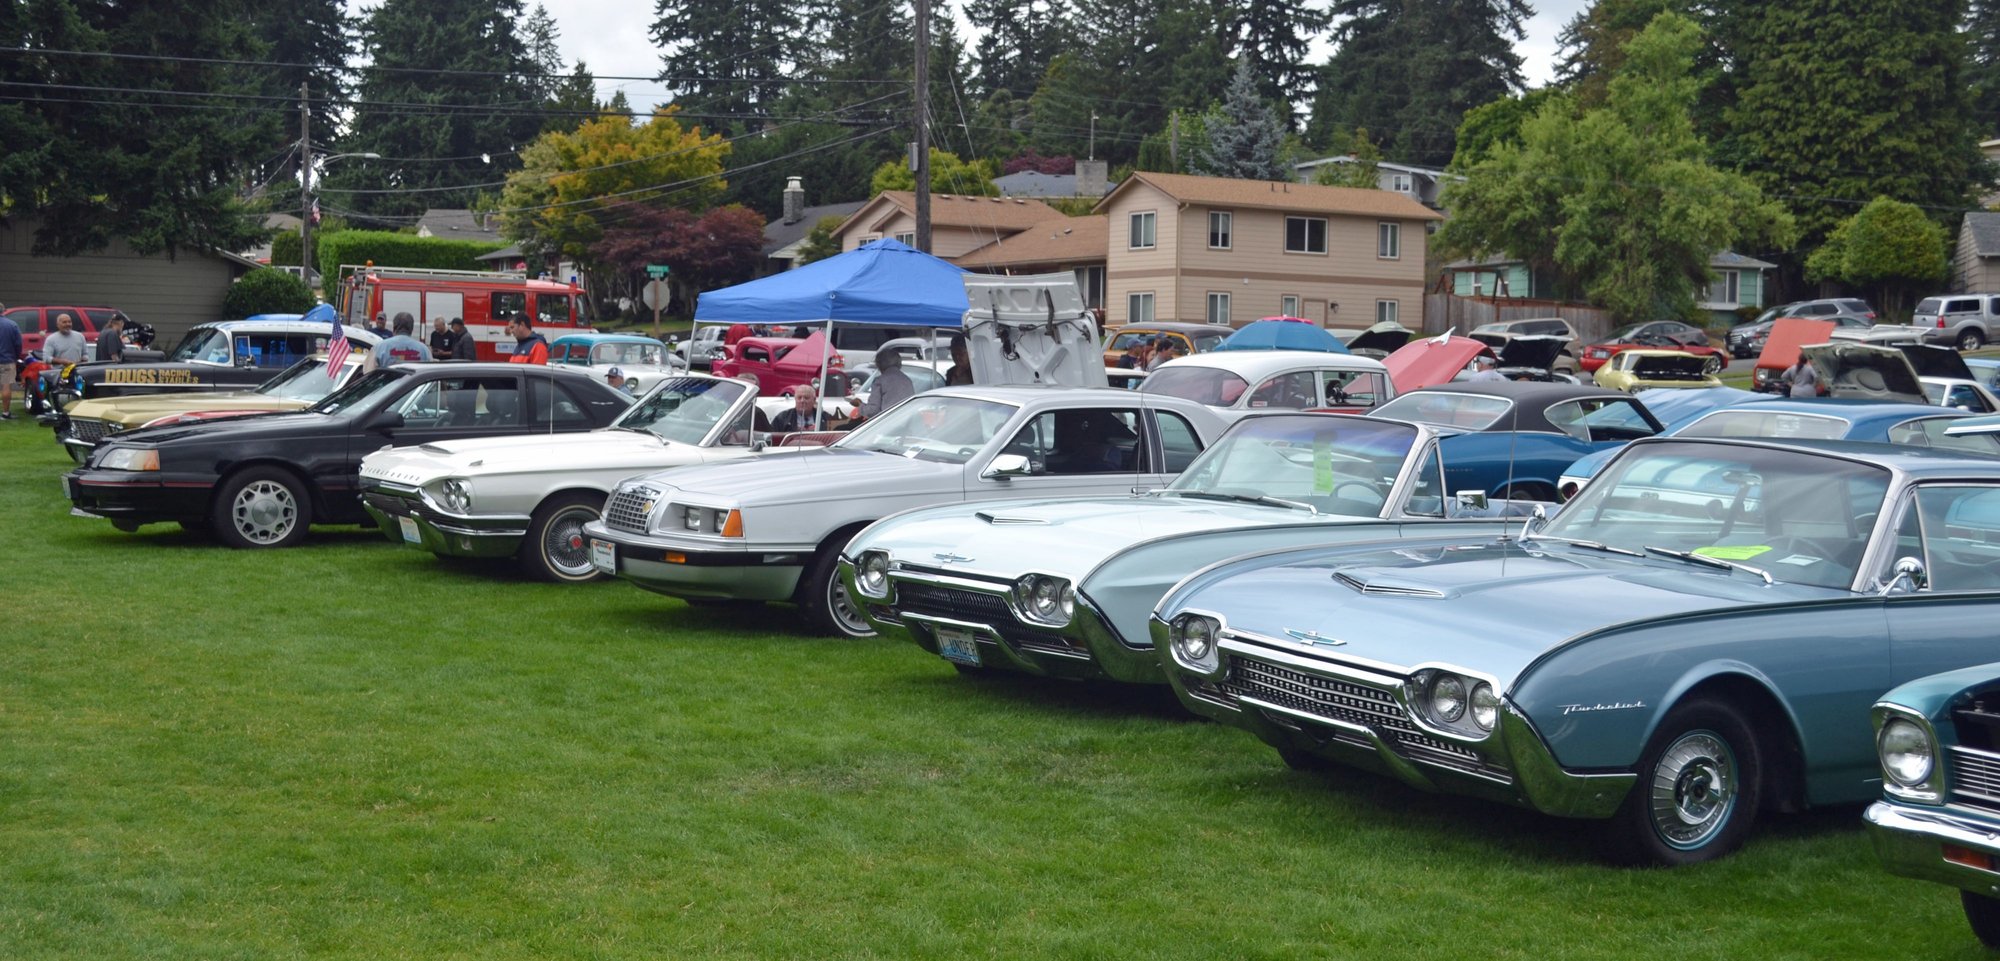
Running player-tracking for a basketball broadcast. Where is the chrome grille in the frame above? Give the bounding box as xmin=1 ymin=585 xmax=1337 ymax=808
xmin=67 ymin=418 xmax=112 ymax=444
xmin=1951 ymin=745 xmax=2000 ymax=809
xmin=1222 ymin=656 xmax=1507 ymax=781
xmin=897 ymin=582 xmax=1012 ymax=624
xmin=603 ymin=486 xmax=657 ymax=534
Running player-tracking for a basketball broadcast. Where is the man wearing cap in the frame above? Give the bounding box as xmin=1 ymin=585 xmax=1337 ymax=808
xmin=605 ymin=367 xmax=636 ymax=395
xmin=449 ymin=318 xmax=478 ymax=360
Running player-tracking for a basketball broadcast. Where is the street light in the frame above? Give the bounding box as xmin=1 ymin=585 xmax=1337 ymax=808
xmin=299 ymin=149 xmax=379 ymax=287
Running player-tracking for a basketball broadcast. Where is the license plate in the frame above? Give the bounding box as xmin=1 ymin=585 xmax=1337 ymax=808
xmin=936 ymin=627 xmax=982 ymax=667
xmin=590 ymin=538 xmax=617 ymax=575
xmin=397 ymin=515 xmax=421 ymax=544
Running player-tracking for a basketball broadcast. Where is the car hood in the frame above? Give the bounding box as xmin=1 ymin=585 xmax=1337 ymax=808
xmin=1623 ymin=352 xmax=1711 ymax=378
xmin=360 ymin=429 xmax=696 ymax=484
xmin=104 ymin=409 xmax=337 ymax=447
xmin=1385 ymin=336 xmax=1490 ymax=391
xmin=1342 ymin=321 xmax=1414 ymax=355
xmin=1494 ymin=335 xmax=1568 ymax=370
xmin=1897 ymin=343 xmax=1976 ymax=380
xmin=68 ymin=390 xmax=299 ymax=424
xmin=1803 ymin=342 xmax=1927 ymax=404
xmin=857 ymin=494 xmax=1332 ymax=582
xmin=1174 ymin=541 xmax=1828 ymax=687
xmin=1755 ymin=318 xmax=1838 ymax=369
xmin=622 ymin=446 xmax=962 ymax=506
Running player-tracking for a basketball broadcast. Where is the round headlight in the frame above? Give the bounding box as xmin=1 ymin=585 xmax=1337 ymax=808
xmin=857 ymin=551 xmax=890 ymax=597
xmin=440 ymin=479 xmax=472 ymax=513
xmin=1013 ymin=574 xmax=1073 ymax=625
xmin=1031 ymin=577 xmax=1061 ymax=617
xmin=1470 ymin=682 xmax=1499 ymax=731
xmin=1172 ymin=614 xmax=1216 ymax=663
xmin=1879 ymin=717 xmax=1936 ymax=787
xmin=1429 ymin=674 xmax=1468 ymax=724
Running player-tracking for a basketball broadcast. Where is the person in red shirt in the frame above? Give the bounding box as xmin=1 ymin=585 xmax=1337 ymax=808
xmin=507 ymin=315 xmax=549 ymax=365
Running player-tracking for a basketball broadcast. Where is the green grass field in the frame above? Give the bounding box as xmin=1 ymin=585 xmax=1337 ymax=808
xmin=0 ymin=413 xmax=1981 ymax=959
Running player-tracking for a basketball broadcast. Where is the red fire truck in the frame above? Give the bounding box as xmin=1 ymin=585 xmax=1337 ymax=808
xmin=336 ymin=265 xmax=594 ymax=361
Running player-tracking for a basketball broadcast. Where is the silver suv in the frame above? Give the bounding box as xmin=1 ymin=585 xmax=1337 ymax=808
xmin=1914 ymin=295 xmax=2000 ymax=351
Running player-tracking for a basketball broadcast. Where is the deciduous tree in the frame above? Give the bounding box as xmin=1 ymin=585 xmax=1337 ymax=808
xmin=1804 ymin=197 xmax=1948 ymax=319
xmin=593 ymin=205 xmax=768 ymax=312
xmin=870 ymin=149 xmax=1000 ymax=196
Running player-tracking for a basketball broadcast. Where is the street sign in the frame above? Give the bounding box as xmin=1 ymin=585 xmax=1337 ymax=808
xmin=645 ymin=264 xmax=671 ymax=278
xmin=641 ymin=279 xmax=670 ymax=311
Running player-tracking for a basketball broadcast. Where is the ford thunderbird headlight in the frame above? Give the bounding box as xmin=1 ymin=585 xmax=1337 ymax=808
xmin=439 ymin=478 xmax=472 ymax=513
xmin=856 ymin=551 xmax=891 ymax=599
xmin=1429 ymin=673 xmax=1467 ymax=723
xmin=1012 ymin=574 xmax=1074 ymax=627
xmin=1169 ymin=613 xmax=1220 ymax=672
xmin=1407 ymin=669 xmax=1496 ymax=739
xmin=1879 ymin=716 xmax=1937 ymax=789
xmin=99 ymin=447 xmax=159 ymax=471
xmin=1470 ymin=682 xmax=1500 ymax=731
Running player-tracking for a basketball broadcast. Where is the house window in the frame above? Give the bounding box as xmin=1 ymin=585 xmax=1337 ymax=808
xmin=1281 ymin=295 xmax=1301 ymax=317
xmin=1073 ymin=265 xmax=1105 ymax=309
xmin=1208 ymin=211 xmax=1232 ymax=249
xmin=1707 ymin=270 xmax=1741 ymax=306
xmin=1129 ymin=211 xmax=1156 ymax=249
xmin=1207 ymin=292 xmax=1231 ymax=325
xmin=1377 ymin=300 xmax=1398 ymax=326
xmin=1285 ymin=216 xmax=1328 ymax=254
xmin=1391 ymin=174 xmax=1412 ymax=193
xmin=1378 ymin=222 xmax=1400 ymax=259
xmin=1128 ymin=292 xmax=1155 ymax=324
xmin=894 ymin=231 xmax=915 ymax=246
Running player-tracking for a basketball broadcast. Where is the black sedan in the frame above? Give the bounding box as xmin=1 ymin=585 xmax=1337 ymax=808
xmin=64 ymin=363 xmax=633 ymax=548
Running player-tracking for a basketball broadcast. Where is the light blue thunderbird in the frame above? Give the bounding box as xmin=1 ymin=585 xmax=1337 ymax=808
xmin=1866 ymin=664 xmax=2000 ymax=949
xmin=1153 ymin=436 xmax=2000 ymax=864
xmin=841 ymin=413 xmax=1528 ymax=683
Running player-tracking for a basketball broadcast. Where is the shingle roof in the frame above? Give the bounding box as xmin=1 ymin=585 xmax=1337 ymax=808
xmin=763 ymin=200 xmax=866 ymax=257
xmin=955 ymin=215 xmax=1107 ymax=269
xmin=1099 ymin=171 xmax=1445 ymax=221
xmin=415 ymin=208 xmax=504 ymax=243
xmin=862 ymin=191 xmax=1062 ymax=231
xmin=1711 ymin=251 xmax=1777 ymax=269
xmin=1965 ymin=211 xmax=2000 ymax=258
xmin=993 ymin=170 xmax=1111 ymax=197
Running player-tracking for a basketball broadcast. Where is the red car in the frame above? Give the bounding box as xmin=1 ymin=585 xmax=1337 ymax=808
xmin=3 ymin=305 xmax=125 ymax=356
xmin=711 ymin=330 xmax=848 ymax=397
xmin=1577 ymin=321 xmax=1723 ymax=374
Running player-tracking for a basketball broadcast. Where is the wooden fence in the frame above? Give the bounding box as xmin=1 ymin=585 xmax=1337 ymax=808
xmin=1422 ymin=294 xmax=1616 ymax=343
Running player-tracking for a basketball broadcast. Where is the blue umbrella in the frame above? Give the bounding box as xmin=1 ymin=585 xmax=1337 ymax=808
xmin=1214 ymin=318 xmax=1351 ymax=353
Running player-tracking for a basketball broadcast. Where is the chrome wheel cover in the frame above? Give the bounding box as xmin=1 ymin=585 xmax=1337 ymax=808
xmin=1649 ymin=730 xmax=1737 ymax=850
xmin=231 ymin=480 xmax=298 ymax=545
xmin=825 ymin=567 xmax=873 ymax=637
xmin=541 ymin=507 xmax=598 ymax=578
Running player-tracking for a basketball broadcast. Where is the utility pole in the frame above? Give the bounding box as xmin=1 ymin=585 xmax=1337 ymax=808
xmin=299 ymin=81 xmax=313 ymax=285
xmin=913 ymin=0 xmax=931 ymax=253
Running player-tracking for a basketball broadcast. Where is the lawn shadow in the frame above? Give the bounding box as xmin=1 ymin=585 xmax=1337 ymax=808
xmin=604 ymin=596 xmax=824 ymax=638
xmin=930 ymin=667 xmax=1199 ymax=723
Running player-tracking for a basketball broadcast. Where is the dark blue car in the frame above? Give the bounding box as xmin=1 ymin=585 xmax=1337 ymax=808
xmin=1368 ymin=380 xmax=1664 ymax=501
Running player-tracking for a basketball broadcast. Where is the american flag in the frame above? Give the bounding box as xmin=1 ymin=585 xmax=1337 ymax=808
xmin=326 ymin=313 xmax=351 ymax=378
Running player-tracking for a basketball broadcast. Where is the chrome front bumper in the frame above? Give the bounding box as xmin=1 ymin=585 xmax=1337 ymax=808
xmin=849 ymin=563 xmax=1147 ymax=680
xmin=1866 ymin=801 xmax=2000 ymax=897
xmin=359 ymin=485 xmax=529 ymax=559
xmin=1156 ymin=617 xmax=1635 ymax=819
xmin=585 ymin=522 xmax=806 ymax=601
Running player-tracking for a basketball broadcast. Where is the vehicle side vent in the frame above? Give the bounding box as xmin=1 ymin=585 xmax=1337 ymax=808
xmin=1334 ymin=572 xmax=1446 ymax=598
xmin=976 ymin=511 xmax=1048 ymax=525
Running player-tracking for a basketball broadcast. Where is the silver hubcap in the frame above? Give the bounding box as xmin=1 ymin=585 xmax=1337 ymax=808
xmin=542 ymin=507 xmax=597 ymax=577
xmin=231 ymin=480 xmax=297 ymax=545
xmin=826 ymin=569 xmax=873 ymax=636
xmin=1649 ymin=731 xmax=1736 ymax=850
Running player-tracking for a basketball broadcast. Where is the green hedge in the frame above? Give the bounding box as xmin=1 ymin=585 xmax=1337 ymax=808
xmin=315 ymin=230 xmax=508 ymax=290
xmin=271 ymin=230 xmax=302 ymax=270
xmin=221 ymin=269 xmax=315 ymax=319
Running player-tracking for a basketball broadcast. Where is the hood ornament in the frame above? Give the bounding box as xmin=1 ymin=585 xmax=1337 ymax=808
xmin=931 ymin=552 xmax=974 ymax=564
xmin=1285 ymin=628 xmax=1345 ymax=646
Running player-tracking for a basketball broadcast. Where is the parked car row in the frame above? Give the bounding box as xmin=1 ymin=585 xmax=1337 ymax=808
xmin=41 ymin=288 xmax=2000 ymax=946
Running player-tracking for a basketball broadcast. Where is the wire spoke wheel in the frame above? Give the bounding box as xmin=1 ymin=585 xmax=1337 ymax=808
xmin=541 ymin=507 xmax=597 ymax=578
xmin=231 ymin=479 xmax=299 ymax=546
xmin=1648 ymin=730 xmax=1737 ymax=851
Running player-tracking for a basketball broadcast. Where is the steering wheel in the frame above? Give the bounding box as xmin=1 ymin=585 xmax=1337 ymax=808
xmin=1761 ymin=536 xmax=1841 ymax=564
xmin=1330 ymin=482 xmax=1384 ymax=507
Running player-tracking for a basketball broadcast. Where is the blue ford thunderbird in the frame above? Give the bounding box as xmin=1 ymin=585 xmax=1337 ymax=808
xmin=1153 ymin=436 xmax=2000 ymax=864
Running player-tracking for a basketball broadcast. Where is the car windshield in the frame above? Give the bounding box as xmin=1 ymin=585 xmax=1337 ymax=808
xmin=1677 ymin=410 xmax=1850 ymax=440
xmin=591 ymin=342 xmax=666 ymax=367
xmin=1168 ymin=415 xmax=1417 ymax=517
xmin=1372 ymin=391 xmax=1513 ymax=430
xmin=1141 ymin=366 xmax=1251 ymax=406
xmin=1471 ymin=323 xmax=1509 ymax=335
xmin=255 ymin=358 xmax=351 ymax=401
xmin=1194 ymin=333 xmax=1227 ymax=352
xmin=1548 ymin=440 xmax=1891 ymax=590
xmin=308 ymin=368 xmax=408 ymax=415
xmin=614 ymin=377 xmax=746 ymax=444
xmin=168 ymin=328 xmax=233 ymax=364
xmin=834 ymin=395 xmax=1017 ymax=463
xmin=1605 ymin=324 xmax=1650 ymax=343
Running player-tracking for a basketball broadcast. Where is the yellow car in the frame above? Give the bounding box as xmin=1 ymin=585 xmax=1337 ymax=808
xmin=59 ymin=353 xmax=364 ymax=462
xmin=1592 ymin=349 xmax=1723 ymax=393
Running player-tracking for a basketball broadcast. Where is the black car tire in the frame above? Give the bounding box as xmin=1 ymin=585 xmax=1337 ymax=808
xmin=1963 ymin=892 xmax=2000 ymax=948
xmin=797 ymin=541 xmax=876 ymax=638
xmin=518 ymin=492 xmax=604 ymax=583
xmin=213 ymin=466 xmax=313 ymax=549
xmin=1702 ymin=354 xmax=1724 ymax=376
xmin=1599 ymin=697 xmax=1762 ymax=866
xmin=1961 ymin=329 xmax=1987 ymax=352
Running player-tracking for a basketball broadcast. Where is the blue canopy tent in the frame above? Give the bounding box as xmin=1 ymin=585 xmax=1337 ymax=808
xmin=695 ymin=238 xmax=969 ymax=328
xmin=1214 ymin=318 xmax=1351 ymax=354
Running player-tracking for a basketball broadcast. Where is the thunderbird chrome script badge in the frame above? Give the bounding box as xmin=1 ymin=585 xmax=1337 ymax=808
xmin=1285 ymin=629 xmax=1345 ymax=646
xmin=931 ymin=552 xmax=974 ymax=564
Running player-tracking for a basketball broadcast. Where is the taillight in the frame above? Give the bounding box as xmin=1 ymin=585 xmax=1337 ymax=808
xmin=1940 ymin=318 xmax=1948 ymax=328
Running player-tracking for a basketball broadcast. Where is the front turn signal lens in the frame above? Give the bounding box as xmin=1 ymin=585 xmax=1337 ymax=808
xmin=720 ymin=510 xmax=743 ymax=538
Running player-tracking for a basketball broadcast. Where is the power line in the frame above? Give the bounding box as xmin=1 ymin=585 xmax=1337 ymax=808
xmin=0 ymin=46 xmax=908 ymax=85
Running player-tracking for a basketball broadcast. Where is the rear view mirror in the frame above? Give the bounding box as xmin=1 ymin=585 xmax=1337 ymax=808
xmin=1881 ymin=556 xmax=1928 ymax=595
xmin=982 ymin=453 xmax=1032 ymax=480
xmin=1454 ymin=490 xmax=1490 ymax=512
xmin=367 ymin=410 xmax=405 ymax=431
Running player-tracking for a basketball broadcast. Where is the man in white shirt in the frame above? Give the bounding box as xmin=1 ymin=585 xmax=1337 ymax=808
xmin=43 ymin=312 xmax=88 ymax=365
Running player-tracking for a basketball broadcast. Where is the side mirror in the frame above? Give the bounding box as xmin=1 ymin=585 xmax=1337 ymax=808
xmin=1518 ymin=502 xmax=1549 ymax=540
xmin=1881 ymin=556 xmax=1928 ymax=595
xmin=235 ymin=354 xmax=256 ymax=368
xmin=750 ymin=438 xmax=767 ymax=453
xmin=981 ymin=453 xmax=1032 ymax=480
xmin=368 ymin=410 xmax=405 ymax=431
xmin=1454 ymin=490 xmax=1490 ymax=512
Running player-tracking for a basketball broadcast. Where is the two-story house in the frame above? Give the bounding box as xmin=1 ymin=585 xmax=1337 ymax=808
xmin=1097 ymin=171 xmax=1442 ymax=329
xmin=832 ymin=191 xmax=1062 ymax=260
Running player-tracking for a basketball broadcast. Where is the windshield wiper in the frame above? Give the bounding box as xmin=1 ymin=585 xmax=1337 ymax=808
xmin=1643 ymin=546 xmax=1774 ymax=586
xmin=1529 ymin=535 xmax=1643 ymax=557
xmin=1172 ymin=490 xmax=1319 ymax=515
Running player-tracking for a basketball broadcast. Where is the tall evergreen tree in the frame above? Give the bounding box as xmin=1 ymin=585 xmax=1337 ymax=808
xmin=251 ymin=0 xmax=354 ymax=153
xmin=1195 ymin=61 xmax=1288 ymax=180
xmin=1721 ymin=0 xmax=1979 ymax=249
xmin=1234 ymin=0 xmax=1332 ymax=120
xmin=650 ymin=0 xmax=799 ymax=125
xmin=1965 ymin=0 xmax=2000 ymax=137
xmin=1552 ymin=0 xmax=1688 ymax=106
xmin=1310 ymin=0 xmax=1531 ymax=167
xmin=966 ymin=0 xmax=1071 ymax=99
xmin=0 ymin=0 xmax=276 ymax=255
xmin=334 ymin=0 xmax=542 ymax=220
